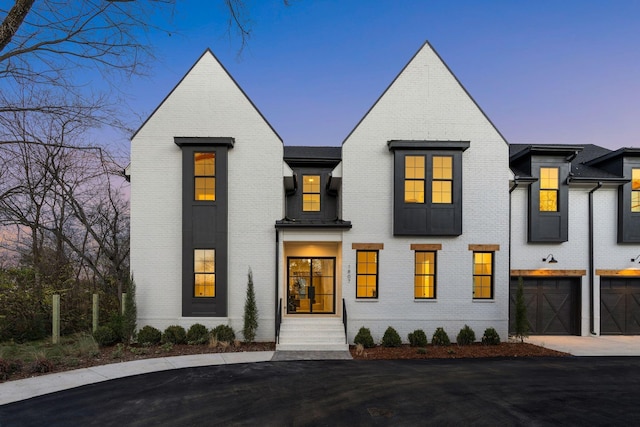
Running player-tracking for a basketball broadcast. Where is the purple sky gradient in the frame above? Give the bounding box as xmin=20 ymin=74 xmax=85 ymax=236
xmin=121 ymin=0 xmax=640 ymax=149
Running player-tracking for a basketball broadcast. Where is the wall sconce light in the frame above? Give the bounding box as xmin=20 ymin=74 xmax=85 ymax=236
xmin=542 ymin=254 xmax=558 ymax=264
xmin=631 ymin=255 xmax=640 ymax=263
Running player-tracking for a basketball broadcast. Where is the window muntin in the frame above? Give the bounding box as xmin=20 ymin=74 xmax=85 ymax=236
xmin=432 ymin=156 xmax=452 ymax=204
xmin=414 ymin=251 xmax=436 ymax=298
xmin=194 ymin=152 xmax=215 ymax=201
xmin=632 ymin=168 xmax=640 ymax=213
xmin=473 ymin=252 xmax=493 ymax=299
xmin=356 ymin=250 xmax=378 ymax=298
xmin=194 ymin=249 xmax=215 ymax=297
xmin=404 ymin=155 xmax=425 ymax=203
xmin=302 ymin=175 xmax=321 ymax=211
xmin=539 ymin=167 xmax=559 ymax=212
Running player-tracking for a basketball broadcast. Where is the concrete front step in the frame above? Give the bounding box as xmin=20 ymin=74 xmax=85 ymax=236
xmin=277 ymin=317 xmax=348 ymax=352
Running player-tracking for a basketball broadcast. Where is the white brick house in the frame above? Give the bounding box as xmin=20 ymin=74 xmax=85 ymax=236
xmin=130 ymin=42 xmax=640 ymax=347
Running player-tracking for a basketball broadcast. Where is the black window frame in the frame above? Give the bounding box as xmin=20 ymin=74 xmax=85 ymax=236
xmin=414 ymin=250 xmax=437 ymax=299
xmin=472 ymin=251 xmax=494 ymax=300
xmin=356 ymin=250 xmax=379 ymax=299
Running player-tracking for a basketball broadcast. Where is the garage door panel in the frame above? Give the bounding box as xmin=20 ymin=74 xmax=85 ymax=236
xmin=510 ymin=277 xmax=580 ymax=335
xmin=601 ymin=278 xmax=640 ymax=335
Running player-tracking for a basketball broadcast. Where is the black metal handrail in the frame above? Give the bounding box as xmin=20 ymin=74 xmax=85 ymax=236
xmin=275 ymin=298 xmax=282 ymax=344
xmin=342 ymin=298 xmax=347 ymax=344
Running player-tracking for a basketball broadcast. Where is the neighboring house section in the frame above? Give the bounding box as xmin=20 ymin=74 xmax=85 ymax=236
xmin=510 ymin=144 xmax=640 ymax=336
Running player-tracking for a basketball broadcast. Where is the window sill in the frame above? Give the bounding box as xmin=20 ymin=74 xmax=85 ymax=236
xmin=414 ymin=299 xmax=437 ymax=302
xmin=355 ymin=299 xmax=378 ymax=302
xmin=472 ymin=299 xmax=495 ymax=303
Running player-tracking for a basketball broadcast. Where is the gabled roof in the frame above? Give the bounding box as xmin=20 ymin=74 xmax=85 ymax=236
xmin=342 ymin=40 xmax=508 ymax=146
xmin=131 ymin=48 xmax=282 ymax=142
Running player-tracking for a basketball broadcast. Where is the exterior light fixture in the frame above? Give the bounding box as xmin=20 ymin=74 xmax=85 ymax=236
xmin=542 ymin=254 xmax=558 ymax=264
xmin=631 ymin=255 xmax=640 ymax=263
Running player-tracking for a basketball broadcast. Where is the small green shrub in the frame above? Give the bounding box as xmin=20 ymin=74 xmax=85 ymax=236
xmin=187 ymin=323 xmax=210 ymax=345
xmin=107 ymin=313 xmax=125 ymax=343
xmin=93 ymin=325 xmax=117 ymax=347
xmin=381 ymin=327 xmax=402 ymax=347
xmin=137 ymin=325 xmax=162 ymax=345
xmin=211 ymin=325 xmax=235 ymax=343
xmin=431 ymin=327 xmax=451 ymax=346
xmin=354 ymin=327 xmax=375 ymax=348
xmin=482 ymin=327 xmax=501 ymax=345
xmin=416 ymin=347 xmax=427 ymax=355
xmin=456 ymin=325 xmax=476 ymax=346
xmin=408 ymin=329 xmax=428 ymax=347
xmin=162 ymin=325 xmax=187 ymax=344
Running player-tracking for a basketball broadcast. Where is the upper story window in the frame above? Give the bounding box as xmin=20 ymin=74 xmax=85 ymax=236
xmin=194 ymin=249 xmax=215 ymax=297
xmin=632 ymin=168 xmax=640 ymax=212
xmin=389 ymin=140 xmax=469 ymax=236
xmin=414 ymin=251 xmax=436 ymax=299
xmin=302 ymin=175 xmax=321 ymax=211
xmin=472 ymin=251 xmax=493 ymax=299
xmin=432 ymin=156 xmax=453 ymax=204
xmin=356 ymin=250 xmax=378 ymax=298
xmin=404 ymin=155 xmax=425 ymax=203
xmin=539 ymin=167 xmax=559 ymax=212
xmin=194 ymin=152 xmax=215 ymax=201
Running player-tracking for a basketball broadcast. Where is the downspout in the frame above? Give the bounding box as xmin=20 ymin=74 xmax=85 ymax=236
xmin=508 ymin=180 xmax=520 ymax=333
xmin=588 ymin=182 xmax=602 ymax=335
xmin=275 ymin=228 xmax=279 ymax=339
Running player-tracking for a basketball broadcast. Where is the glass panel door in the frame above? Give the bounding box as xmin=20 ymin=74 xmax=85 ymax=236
xmin=287 ymin=257 xmax=335 ymax=314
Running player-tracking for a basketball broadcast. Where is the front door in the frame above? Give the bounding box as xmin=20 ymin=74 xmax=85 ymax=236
xmin=287 ymin=257 xmax=335 ymax=314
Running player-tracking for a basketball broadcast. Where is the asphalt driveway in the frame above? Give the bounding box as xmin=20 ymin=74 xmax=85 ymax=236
xmin=2 ymin=357 xmax=640 ymax=426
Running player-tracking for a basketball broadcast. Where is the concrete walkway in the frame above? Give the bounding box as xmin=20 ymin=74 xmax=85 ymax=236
xmin=526 ymin=335 xmax=640 ymax=356
xmin=0 ymin=351 xmax=275 ymax=406
xmin=2 ymin=336 xmax=639 ymax=406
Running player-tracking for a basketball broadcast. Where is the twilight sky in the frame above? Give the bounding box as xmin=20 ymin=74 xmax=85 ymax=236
xmin=125 ymin=0 xmax=640 ymax=149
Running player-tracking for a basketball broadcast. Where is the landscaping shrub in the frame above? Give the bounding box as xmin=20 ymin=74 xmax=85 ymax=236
xmin=456 ymin=325 xmax=476 ymax=346
xmin=0 ymin=358 xmax=22 ymax=381
xmin=482 ymin=327 xmax=501 ymax=345
xmin=162 ymin=325 xmax=187 ymax=344
xmin=211 ymin=325 xmax=235 ymax=343
xmin=242 ymin=268 xmax=259 ymax=343
xmin=186 ymin=323 xmax=210 ymax=345
xmin=137 ymin=325 xmax=162 ymax=345
xmin=27 ymin=358 xmax=55 ymax=374
xmin=353 ymin=327 xmax=375 ymax=348
xmin=431 ymin=327 xmax=451 ymax=346
xmin=93 ymin=325 xmax=117 ymax=347
xmin=408 ymin=329 xmax=428 ymax=347
xmin=381 ymin=326 xmax=402 ymax=347
xmin=107 ymin=313 xmax=125 ymax=343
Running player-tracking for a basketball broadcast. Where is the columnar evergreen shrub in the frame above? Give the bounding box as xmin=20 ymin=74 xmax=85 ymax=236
xmin=381 ymin=327 xmax=402 ymax=347
xmin=122 ymin=276 xmax=137 ymax=343
xmin=515 ymin=277 xmax=529 ymax=343
xmin=108 ymin=313 xmax=125 ymax=343
xmin=211 ymin=324 xmax=235 ymax=342
xmin=137 ymin=325 xmax=162 ymax=345
xmin=93 ymin=325 xmax=117 ymax=346
xmin=431 ymin=327 xmax=451 ymax=346
xmin=408 ymin=329 xmax=428 ymax=347
xmin=186 ymin=323 xmax=209 ymax=345
xmin=354 ymin=327 xmax=375 ymax=348
xmin=482 ymin=327 xmax=501 ymax=345
xmin=242 ymin=268 xmax=259 ymax=343
xmin=456 ymin=325 xmax=476 ymax=345
xmin=162 ymin=325 xmax=187 ymax=344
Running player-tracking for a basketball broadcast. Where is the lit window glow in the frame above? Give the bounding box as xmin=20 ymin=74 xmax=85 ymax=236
xmin=404 ymin=156 xmax=425 ymax=203
xmin=194 ymin=249 xmax=215 ymax=297
xmin=194 ymin=152 xmax=215 ymax=201
xmin=632 ymin=169 xmax=640 ymax=213
xmin=356 ymin=250 xmax=378 ymax=298
xmin=415 ymin=251 xmax=435 ymax=298
xmin=540 ymin=167 xmax=558 ymax=212
xmin=473 ymin=252 xmax=493 ymax=299
xmin=432 ymin=156 xmax=452 ymax=204
xmin=303 ymin=175 xmax=320 ymax=211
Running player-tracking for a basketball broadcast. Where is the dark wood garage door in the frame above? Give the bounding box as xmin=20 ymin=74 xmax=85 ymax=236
xmin=601 ymin=278 xmax=640 ymax=335
xmin=510 ymin=277 xmax=581 ymax=335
